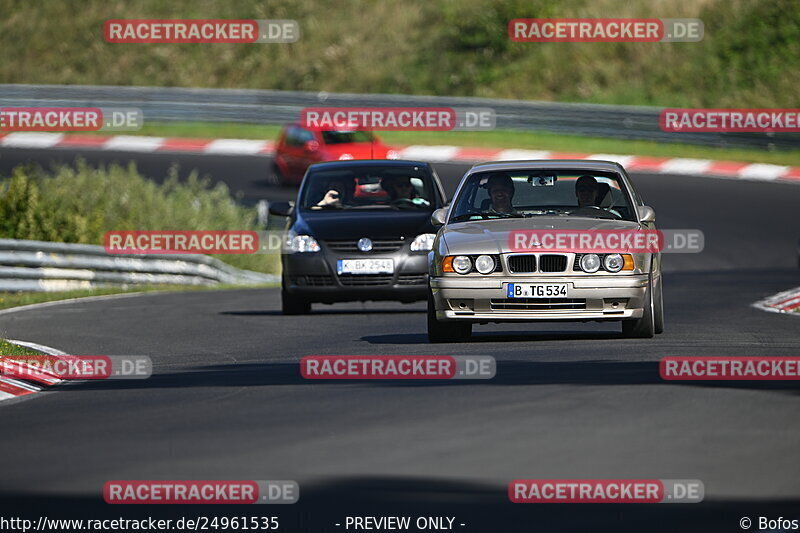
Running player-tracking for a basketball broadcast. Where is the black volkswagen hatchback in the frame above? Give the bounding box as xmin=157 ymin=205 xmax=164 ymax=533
xmin=269 ymin=160 xmax=447 ymax=314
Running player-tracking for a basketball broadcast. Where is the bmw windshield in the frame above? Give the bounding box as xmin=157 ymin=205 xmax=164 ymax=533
xmin=449 ymin=169 xmax=637 ymax=222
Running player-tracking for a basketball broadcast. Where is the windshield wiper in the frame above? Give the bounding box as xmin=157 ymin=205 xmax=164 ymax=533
xmin=450 ymin=212 xmax=524 ymax=222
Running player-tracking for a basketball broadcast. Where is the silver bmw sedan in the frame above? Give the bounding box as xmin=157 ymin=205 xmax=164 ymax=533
xmin=427 ymin=160 xmax=664 ymax=342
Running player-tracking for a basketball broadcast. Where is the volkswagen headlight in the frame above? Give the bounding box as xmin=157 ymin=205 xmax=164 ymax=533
xmin=287 ymin=234 xmax=320 ymax=253
xmin=410 ymin=233 xmax=436 ymax=252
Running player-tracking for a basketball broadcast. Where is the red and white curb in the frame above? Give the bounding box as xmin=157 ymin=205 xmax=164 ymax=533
xmin=0 ymin=132 xmax=276 ymax=154
xmin=1 ymin=132 xmax=799 ymax=184
xmin=0 ymin=339 xmax=67 ymax=403
xmin=0 ymin=292 xmax=169 ymax=403
xmin=753 ymin=287 xmax=800 ymax=315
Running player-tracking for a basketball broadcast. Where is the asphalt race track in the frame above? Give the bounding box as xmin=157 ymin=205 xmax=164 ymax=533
xmin=0 ymin=146 xmax=799 ymax=532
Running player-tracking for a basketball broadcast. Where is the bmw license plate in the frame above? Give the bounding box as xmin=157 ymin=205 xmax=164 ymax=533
xmin=506 ymin=283 xmax=569 ymax=298
xmin=337 ymin=259 xmax=394 ymax=275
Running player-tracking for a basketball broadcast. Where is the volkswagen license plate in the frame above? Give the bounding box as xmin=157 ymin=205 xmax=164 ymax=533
xmin=337 ymin=259 xmax=394 ymax=275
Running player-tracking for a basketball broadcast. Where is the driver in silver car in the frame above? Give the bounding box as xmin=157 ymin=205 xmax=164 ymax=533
xmin=575 ymin=174 xmax=621 ymax=217
xmin=575 ymin=175 xmax=601 ymax=207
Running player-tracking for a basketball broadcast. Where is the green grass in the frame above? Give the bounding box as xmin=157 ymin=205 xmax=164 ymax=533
xmin=0 ymin=339 xmax=43 ymax=356
xmin=1 ymin=0 xmax=798 ymax=108
xmin=130 ymin=122 xmax=283 ymax=140
xmin=0 ymin=283 xmax=277 ymax=312
xmin=107 ymin=120 xmax=800 ymax=167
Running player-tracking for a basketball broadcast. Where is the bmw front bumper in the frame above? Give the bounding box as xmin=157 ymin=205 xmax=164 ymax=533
xmin=430 ymin=274 xmax=649 ymax=322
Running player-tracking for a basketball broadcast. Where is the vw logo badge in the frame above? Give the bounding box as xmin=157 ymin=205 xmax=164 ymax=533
xmin=357 ymin=238 xmax=373 ymax=252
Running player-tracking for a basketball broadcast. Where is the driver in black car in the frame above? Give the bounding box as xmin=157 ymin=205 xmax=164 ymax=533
xmin=381 ymin=176 xmax=430 ymax=207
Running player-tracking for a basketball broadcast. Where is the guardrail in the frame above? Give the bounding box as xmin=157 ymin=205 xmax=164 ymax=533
xmin=1 ymin=84 xmax=798 ymax=150
xmin=0 ymin=238 xmax=277 ymax=292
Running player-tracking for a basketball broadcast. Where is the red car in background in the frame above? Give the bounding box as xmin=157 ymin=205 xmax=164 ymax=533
xmin=271 ymin=124 xmax=397 ymax=184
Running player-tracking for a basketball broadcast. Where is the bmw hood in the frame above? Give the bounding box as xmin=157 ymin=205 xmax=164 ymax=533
xmin=441 ymin=217 xmax=643 ymax=255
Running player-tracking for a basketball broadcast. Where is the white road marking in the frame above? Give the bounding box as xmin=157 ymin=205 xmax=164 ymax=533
xmin=1 ymin=132 xmax=64 ymax=148
xmin=103 ymin=136 xmax=165 ymax=152
xmin=587 ymin=154 xmax=635 ymax=166
xmin=738 ymin=163 xmax=789 ymax=181
xmin=204 ymin=139 xmax=271 ymax=154
xmin=496 ymin=149 xmax=551 ymax=161
xmin=397 ymin=145 xmax=461 ymax=162
xmin=660 ymin=158 xmax=712 ymax=175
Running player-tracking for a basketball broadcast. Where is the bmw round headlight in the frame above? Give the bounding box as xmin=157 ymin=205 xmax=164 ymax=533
xmin=474 ymin=255 xmax=495 ymax=274
xmin=604 ymin=253 xmax=624 ymax=272
xmin=579 ymin=253 xmax=601 ymax=273
xmin=410 ymin=233 xmax=436 ymax=252
xmin=452 ymin=255 xmax=472 ymax=275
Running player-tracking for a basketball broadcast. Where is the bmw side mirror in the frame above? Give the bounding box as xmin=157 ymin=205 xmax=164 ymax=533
xmin=431 ymin=208 xmax=448 ymax=227
xmin=269 ymin=201 xmax=294 ymax=217
xmin=304 ymin=140 xmax=319 ymax=153
xmin=638 ymin=205 xmax=656 ymax=223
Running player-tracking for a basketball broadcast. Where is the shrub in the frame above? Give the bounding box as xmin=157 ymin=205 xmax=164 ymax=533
xmin=0 ymin=161 xmax=279 ymax=274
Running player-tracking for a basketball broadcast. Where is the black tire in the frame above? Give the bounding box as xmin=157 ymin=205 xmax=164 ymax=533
xmin=622 ymin=277 xmax=655 ymax=338
xmin=268 ymin=162 xmax=284 ymax=186
xmin=281 ymin=283 xmax=310 ymax=315
xmin=653 ymin=274 xmax=665 ymax=335
xmin=427 ymin=290 xmax=471 ymax=343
